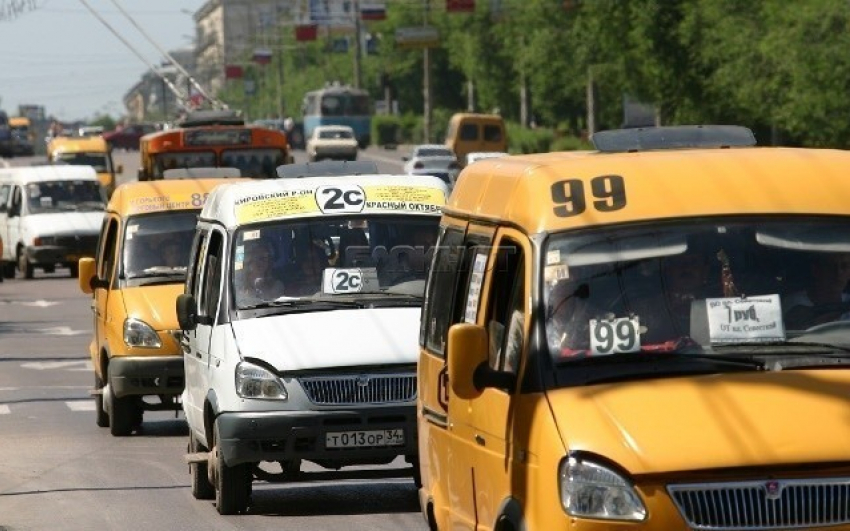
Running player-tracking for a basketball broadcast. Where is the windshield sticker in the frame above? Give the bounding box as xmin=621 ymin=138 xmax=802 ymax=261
xmin=126 ymin=224 xmax=139 ymax=240
xmin=235 ymin=185 xmax=445 ymax=223
xmin=234 ymin=245 xmax=245 ymax=271
xmin=546 ymin=249 xmax=561 ymax=265
xmin=321 ymin=268 xmax=379 ymax=294
xmin=590 ymin=316 xmax=641 ymax=355
xmin=464 ymin=252 xmax=488 ymax=323
xmin=706 ymin=294 xmax=786 ymax=343
xmin=128 ymin=194 xmax=198 ymax=214
xmin=544 ymin=264 xmax=570 ymax=284
xmin=243 ymin=230 xmax=260 ymax=241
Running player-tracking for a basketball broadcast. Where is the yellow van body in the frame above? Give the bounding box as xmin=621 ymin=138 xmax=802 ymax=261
xmin=8 ymin=117 xmax=34 ymax=156
xmin=417 ymin=139 xmax=850 ymax=530
xmin=444 ymin=113 xmax=507 ymax=165
xmin=47 ymin=136 xmax=121 ymax=197
xmin=78 ymin=178 xmax=236 ymax=436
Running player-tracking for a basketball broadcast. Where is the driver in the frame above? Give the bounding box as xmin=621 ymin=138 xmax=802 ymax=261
xmin=784 ymin=252 xmax=850 ymax=329
xmin=235 ymin=240 xmax=286 ymax=305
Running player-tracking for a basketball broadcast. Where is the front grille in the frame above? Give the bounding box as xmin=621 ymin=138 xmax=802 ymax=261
xmin=298 ymin=373 xmax=416 ymax=405
xmin=54 ymin=234 xmax=99 ymax=253
xmin=668 ymin=478 xmax=850 ymax=530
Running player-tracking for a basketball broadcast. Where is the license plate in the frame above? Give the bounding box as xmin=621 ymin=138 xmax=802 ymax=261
xmin=326 ymin=429 xmax=405 ymax=449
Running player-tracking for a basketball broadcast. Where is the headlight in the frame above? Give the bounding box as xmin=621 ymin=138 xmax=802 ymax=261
xmin=123 ymin=318 xmax=162 ymax=348
xmin=235 ymin=361 xmax=288 ymax=400
xmin=559 ymin=457 xmax=646 ymax=521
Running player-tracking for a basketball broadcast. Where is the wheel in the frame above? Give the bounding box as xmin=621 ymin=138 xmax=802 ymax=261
xmin=69 ymin=262 xmax=79 ymax=278
xmin=190 ymin=431 xmax=215 ymax=500
xmin=213 ymin=421 xmax=251 ymax=514
xmin=94 ymin=373 xmax=109 ymax=428
xmin=18 ymin=252 xmax=33 ymax=279
xmin=108 ymin=383 xmax=138 ymax=436
xmin=3 ymin=261 xmax=15 ymax=278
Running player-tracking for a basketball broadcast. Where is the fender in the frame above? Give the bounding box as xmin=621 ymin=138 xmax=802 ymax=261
xmin=202 ymin=389 xmax=221 ymax=448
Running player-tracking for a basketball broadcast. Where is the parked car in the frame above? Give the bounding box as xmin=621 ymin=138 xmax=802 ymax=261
xmin=103 ymin=123 xmax=158 ymax=150
xmin=306 ymin=125 xmax=358 ymax=162
xmin=403 ymin=144 xmax=460 ymax=187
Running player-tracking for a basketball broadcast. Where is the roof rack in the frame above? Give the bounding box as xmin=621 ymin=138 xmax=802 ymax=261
xmin=591 ymin=125 xmax=756 ymax=153
xmin=179 ymin=110 xmax=244 ymax=128
xmin=276 ymin=160 xmax=380 ymax=179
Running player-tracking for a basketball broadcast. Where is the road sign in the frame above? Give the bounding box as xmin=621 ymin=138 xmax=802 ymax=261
xmin=395 ymin=26 xmax=440 ymax=49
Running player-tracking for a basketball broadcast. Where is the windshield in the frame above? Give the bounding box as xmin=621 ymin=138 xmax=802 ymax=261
xmin=122 ymin=211 xmax=198 ymax=280
xmin=53 ymin=152 xmax=110 ymax=173
xmin=26 ymin=180 xmax=105 ymax=213
xmin=544 ymin=217 xmax=850 ymax=363
xmin=221 ymin=148 xmax=285 ymax=178
xmin=232 ymin=216 xmax=439 ymax=309
xmin=152 ymin=151 xmax=216 ymax=178
xmin=416 ymin=147 xmax=453 ymax=158
xmin=318 ymin=129 xmax=353 ymax=140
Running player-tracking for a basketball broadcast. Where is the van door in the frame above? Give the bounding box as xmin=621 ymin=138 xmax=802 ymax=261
xmin=463 ymin=229 xmax=529 ymax=530
xmin=419 ymin=222 xmax=495 ymax=530
xmin=94 ymin=216 xmax=120 ymax=377
xmin=0 ymin=184 xmax=11 ymax=263
xmin=184 ymin=227 xmax=225 ymax=431
xmin=7 ymin=185 xmax=24 ymax=268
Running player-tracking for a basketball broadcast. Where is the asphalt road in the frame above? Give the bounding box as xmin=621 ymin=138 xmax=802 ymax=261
xmin=0 ymin=148 xmax=428 ymax=531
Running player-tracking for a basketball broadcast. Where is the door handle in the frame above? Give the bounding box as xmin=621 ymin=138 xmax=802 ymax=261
xmin=475 ymin=434 xmax=486 ymax=446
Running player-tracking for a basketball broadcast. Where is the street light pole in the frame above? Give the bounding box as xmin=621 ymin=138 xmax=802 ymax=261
xmin=423 ymin=0 xmax=432 ymax=143
xmin=353 ymin=0 xmax=363 ymax=89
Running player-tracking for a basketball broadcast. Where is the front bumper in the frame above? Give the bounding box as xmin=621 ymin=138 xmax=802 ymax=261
xmin=25 ymin=235 xmax=98 ymax=266
xmin=216 ymin=405 xmax=417 ymax=467
xmin=108 ymin=355 xmax=184 ymax=398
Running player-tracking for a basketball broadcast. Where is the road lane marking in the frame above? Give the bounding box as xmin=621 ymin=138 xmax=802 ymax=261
xmin=21 ymin=361 xmax=91 ymax=371
xmin=0 ymin=405 xmax=9 ymax=415
xmin=66 ymin=401 xmax=95 ymax=412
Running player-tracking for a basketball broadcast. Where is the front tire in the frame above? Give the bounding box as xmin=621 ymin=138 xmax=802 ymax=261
xmin=190 ymin=431 xmax=215 ymax=500
xmin=18 ymin=252 xmax=33 ymax=279
xmin=213 ymin=421 xmax=252 ymax=514
xmin=2 ymin=261 xmax=15 ymax=278
xmin=69 ymin=262 xmax=79 ymax=278
xmin=108 ymin=383 xmax=138 ymax=437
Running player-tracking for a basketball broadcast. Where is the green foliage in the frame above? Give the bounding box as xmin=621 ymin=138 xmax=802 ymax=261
xmin=231 ymin=0 xmax=850 ymax=148
xmin=89 ymin=114 xmax=117 ymax=131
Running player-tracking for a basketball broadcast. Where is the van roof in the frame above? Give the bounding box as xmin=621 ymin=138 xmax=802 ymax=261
xmin=0 ymin=165 xmax=98 ymax=184
xmin=108 ymin=178 xmax=238 ymax=217
xmin=447 ymin=147 xmax=850 ymax=234
xmin=48 ymin=136 xmax=108 ymax=153
xmin=449 ymin=112 xmax=504 ymax=123
xmin=200 ymin=174 xmax=449 ymax=229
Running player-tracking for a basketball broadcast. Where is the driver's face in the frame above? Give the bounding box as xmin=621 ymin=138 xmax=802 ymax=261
xmin=663 ymin=254 xmax=709 ymax=294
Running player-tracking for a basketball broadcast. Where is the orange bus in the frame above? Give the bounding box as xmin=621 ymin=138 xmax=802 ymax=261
xmin=138 ymin=111 xmax=293 ymax=181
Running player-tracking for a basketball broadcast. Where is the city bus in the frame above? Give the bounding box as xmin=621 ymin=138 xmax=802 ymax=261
xmin=302 ymin=84 xmax=372 ymax=148
xmin=138 ymin=111 xmax=292 ymax=181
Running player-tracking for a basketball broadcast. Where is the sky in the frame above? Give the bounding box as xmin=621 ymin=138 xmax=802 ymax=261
xmin=0 ymin=0 xmax=206 ymax=122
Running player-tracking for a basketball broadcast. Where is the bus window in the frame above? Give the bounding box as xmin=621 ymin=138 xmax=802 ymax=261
xmin=321 ymin=95 xmax=343 ymax=116
xmin=222 ymin=148 xmax=284 ymax=179
xmin=153 ymin=151 xmax=215 ymax=178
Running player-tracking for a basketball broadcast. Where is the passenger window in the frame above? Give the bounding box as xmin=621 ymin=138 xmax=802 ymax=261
xmin=486 ymin=241 xmax=525 ymax=374
xmin=0 ymin=184 xmax=10 ymax=208
xmin=198 ymin=231 xmax=223 ymax=320
xmin=483 ymin=124 xmax=503 ymax=142
xmin=186 ymin=230 xmax=207 ymax=298
xmin=421 ymin=227 xmax=465 ymax=355
xmin=459 ymin=123 xmax=478 ymax=141
xmin=98 ymin=217 xmax=119 ymax=283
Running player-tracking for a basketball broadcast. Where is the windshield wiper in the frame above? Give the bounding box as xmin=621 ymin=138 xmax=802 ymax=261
xmin=240 ymin=298 xmax=363 ymax=311
xmin=711 ymin=340 xmax=850 ymax=354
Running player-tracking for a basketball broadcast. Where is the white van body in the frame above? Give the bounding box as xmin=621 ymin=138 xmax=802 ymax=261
xmin=0 ymin=165 xmax=105 ymax=279
xmin=178 ymin=173 xmax=447 ymax=514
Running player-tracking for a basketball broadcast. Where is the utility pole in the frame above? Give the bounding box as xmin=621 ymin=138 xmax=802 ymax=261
xmin=586 ymin=66 xmax=596 ymax=136
xmin=353 ymin=0 xmax=363 ymax=88
xmin=423 ymin=0 xmax=432 ymax=143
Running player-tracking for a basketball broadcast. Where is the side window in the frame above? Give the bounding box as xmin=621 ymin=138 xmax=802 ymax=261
xmin=198 ymin=230 xmax=224 ymax=319
xmin=10 ymin=186 xmax=22 ymax=216
xmin=485 ymin=240 xmax=525 ymax=374
xmin=459 ymin=123 xmax=478 ymax=141
xmin=483 ymin=124 xmax=503 ymax=142
xmin=0 ymin=184 xmax=10 ymax=208
xmin=421 ymin=227 xmax=465 ymax=356
xmin=186 ymin=229 xmax=207 ymax=297
xmin=98 ymin=217 xmax=119 ymax=283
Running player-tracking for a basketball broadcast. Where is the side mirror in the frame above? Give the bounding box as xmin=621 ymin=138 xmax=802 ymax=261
xmin=78 ymin=257 xmax=103 ymax=294
xmin=447 ymin=323 xmax=488 ymax=399
xmin=116 ymin=164 xmax=124 ymax=174
xmin=176 ymin=293 xmax=198 ymax=331
xmin=0 ymin=202 xmax=6 ymax=213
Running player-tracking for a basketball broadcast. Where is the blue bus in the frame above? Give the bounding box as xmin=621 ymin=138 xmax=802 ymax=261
xmin=302 ymin=84 xmax=372 ymax=148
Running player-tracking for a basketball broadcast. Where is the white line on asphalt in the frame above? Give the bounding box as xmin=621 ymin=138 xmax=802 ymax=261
xmin=0 ymin=386 xmax=90 ymax=391
xmin=66 ymin=401 xmax=95 ymax=412
xmin=0 ymin=405 xmax=9 ymax=415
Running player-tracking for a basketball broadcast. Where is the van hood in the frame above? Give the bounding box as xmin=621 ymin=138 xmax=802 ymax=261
xmin=549 ymin=370 xmax=850 ymax=475
xmin=121 ymin=284 xmax=183 ymax=330
xmin=25 ymin=211 xmax=103 ymax=238
xmin=230 ymin=307 xmax=420 ymax=372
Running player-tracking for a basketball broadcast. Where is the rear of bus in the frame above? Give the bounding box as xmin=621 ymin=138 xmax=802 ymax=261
xmin=139 ymin=126 xmax=290 ymax=181
xmin=303 ymin=87 xmax=372 ymax=149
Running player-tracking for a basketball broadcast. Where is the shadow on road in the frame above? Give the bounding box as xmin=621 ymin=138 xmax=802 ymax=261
xmin=246 ymin=479 xmax=420 ymax=516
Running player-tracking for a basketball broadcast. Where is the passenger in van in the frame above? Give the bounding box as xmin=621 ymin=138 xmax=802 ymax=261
xmin=159 ymin=238 xmax=184 ymax=268
xmin=783 ymin=252 xmax=850 ymax=329
xmin=286 ymin=243 xmax=328 ymax=296
xmin=235 ymin=240 xmax=286 ymax=305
